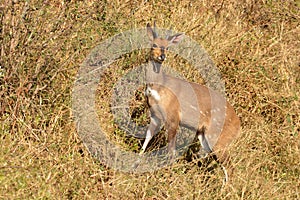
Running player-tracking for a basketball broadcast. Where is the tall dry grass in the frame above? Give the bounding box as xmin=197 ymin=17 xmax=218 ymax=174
xmin=1 ymin=0 xmax=299 ymax=199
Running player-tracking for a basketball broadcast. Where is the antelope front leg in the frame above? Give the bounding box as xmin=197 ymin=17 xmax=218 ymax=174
xmin=140 ymin=116 xmax=161 ymax=154
xmin=166 ymin=121 xmax=179 ymax=161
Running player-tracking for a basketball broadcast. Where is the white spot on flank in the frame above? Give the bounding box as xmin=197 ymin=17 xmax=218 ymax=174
xmin=190 ymin=105 xmax=197 ymax=110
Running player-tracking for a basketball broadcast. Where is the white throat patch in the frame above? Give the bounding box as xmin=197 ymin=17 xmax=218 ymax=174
xmin=146 ymin=87 xmax=161 ymax=101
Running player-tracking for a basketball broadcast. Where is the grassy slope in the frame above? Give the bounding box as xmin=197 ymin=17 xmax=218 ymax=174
xmin=0 ymin=0 xmax=299 ymax=199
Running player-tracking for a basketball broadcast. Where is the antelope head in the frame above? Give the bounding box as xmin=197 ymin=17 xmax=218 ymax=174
xmin=146 ymin=22 xmax=184 ymax=72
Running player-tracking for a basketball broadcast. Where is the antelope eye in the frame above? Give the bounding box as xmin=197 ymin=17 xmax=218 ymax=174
xmin=152 ymin=44 xmax=158 ymax=48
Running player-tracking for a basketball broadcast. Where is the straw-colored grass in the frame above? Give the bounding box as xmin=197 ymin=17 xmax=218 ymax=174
xmin=1 ymin=0 xmax=299 ymax=199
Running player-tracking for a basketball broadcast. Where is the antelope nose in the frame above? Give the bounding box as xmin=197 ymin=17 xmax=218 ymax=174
xmin=159 ymin=54 xmax=165 ymax=61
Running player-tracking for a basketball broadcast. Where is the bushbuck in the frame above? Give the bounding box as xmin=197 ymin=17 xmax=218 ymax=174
xmin=140 ymin=22 xmax=241 ymax=183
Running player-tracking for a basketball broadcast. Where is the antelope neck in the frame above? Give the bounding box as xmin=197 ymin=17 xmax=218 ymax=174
xmin=151 ymin=60 xmax=162 ymax=74
xmin=146 ymin=60 xmax=165 ymax=86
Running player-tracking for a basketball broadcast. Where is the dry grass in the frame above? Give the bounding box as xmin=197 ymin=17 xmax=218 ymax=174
xmin=1 ymin=0 xmax=299 ymax=199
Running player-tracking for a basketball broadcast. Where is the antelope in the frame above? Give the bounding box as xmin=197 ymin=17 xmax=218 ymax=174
xmin=140 ymin=22 xmax=241 ymax=183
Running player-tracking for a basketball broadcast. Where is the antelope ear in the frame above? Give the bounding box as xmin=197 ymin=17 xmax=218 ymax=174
xmin=147 ymin=23 xmax=157 ymax=41
xmin=168 ymin=33 xmax=184 ymax=45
